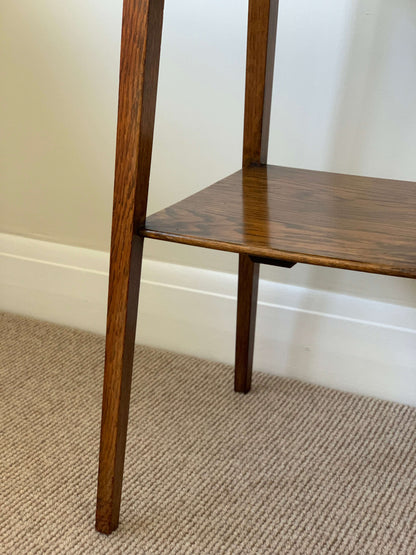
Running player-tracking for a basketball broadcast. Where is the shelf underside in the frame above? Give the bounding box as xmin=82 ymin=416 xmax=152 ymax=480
xmin=142 ymin=165 xmax=416 ymax=278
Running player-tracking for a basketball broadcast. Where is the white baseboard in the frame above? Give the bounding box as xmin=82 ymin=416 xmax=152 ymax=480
xmin=1 ymin=232 xmax=415 ymax=406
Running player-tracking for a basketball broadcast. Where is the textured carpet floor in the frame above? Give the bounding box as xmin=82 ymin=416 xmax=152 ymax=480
xmin=0 ymin=312 xmax=415 ymax=554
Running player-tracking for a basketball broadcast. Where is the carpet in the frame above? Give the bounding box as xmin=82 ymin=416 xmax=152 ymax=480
xmin=0 ymin=312 xmax=415 ymax=553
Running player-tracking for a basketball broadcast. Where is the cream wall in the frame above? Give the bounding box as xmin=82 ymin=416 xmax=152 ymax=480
xmin=1 ymin=0 xmax=415 ymax=306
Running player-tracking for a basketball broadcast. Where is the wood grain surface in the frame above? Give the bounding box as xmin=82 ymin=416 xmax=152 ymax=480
xmin=243 ymin=0 xmax=279 ymax=167
xmin=142 ymin=165 xmax=416 ymax=279
xmin=96 ymin=0 xmax=165 ymax=535
xmin=235 ymin=254 xmax=260 ymax=393
xmin=235 ymin=0 xmax=279 ymax=395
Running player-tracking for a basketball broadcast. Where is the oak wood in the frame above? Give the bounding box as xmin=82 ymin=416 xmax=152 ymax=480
xmin=142 ymin=165 xmax=416 ymax=279
xmin=96 ymin=237 xmax=143 ymax=535
xmin=243 ymin=0 xmax=279 ymax=167
xmin=235 ymin=254 xmax=260 ymax=393
xmin=96 ymin=0 xmax=164 ymax=535
xmin=97 ymin=0 xmax=416 ymax=536
xmin=236 ymin=0 xmax=280 ymax=393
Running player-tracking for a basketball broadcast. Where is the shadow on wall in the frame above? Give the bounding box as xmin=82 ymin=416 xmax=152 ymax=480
xmin=329 ymin=0 xmax=416 ymax=178
xmin=284 ymin=0 xmax=416 ymax=383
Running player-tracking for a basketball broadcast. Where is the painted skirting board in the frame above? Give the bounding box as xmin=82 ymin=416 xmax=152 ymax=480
xmin=1 ymin=232 xmax=415 ymax=406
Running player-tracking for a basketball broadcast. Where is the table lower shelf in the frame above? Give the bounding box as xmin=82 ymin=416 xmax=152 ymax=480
xmin=141 ymin=164 xmax=416 ymax=279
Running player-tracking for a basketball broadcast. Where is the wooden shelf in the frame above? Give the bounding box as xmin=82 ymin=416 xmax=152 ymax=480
xmin=142 ymin=164 xmax=416 ymax=278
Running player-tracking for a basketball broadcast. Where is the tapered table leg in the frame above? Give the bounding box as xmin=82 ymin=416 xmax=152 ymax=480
xmin=234 ymin=254 xmax=260 ymax=393
xmin=95 ymin=0 xmax=164 ymax=534
xmin=96 ymin=235 xmax=143 ymax=534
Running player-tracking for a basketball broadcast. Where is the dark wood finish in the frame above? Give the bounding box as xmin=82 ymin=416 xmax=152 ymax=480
xmin=239 ymin=0 xmax=279 ymax=392
xmin=96 ymin=237 xmax=143 ymax=535
xmin=243 ymin=0 xmax=279 ymax=167
xmin=142 ymin=165 xmax=416 ymax=279
xmin=250 ymin=256 xmax=296 ymax=268
xmin=96 ymin=0 xmax=165 ymax=535
xmin=235 ymin=254 xmax=260 ymax=393
xmin=98 ymin=0 xmax=416 ymax=536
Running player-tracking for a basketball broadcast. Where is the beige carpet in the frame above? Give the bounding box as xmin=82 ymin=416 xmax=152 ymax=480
xmin=0 ymin=312 xmax=415 ymax=554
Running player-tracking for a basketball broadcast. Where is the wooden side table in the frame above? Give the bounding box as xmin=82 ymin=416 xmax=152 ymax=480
xmin=95 ymin=0 xmax=416 ymax=534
